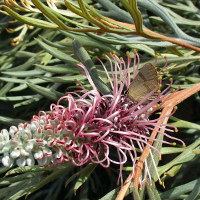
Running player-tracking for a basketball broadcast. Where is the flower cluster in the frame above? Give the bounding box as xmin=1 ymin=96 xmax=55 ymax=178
xmin=0 ymin=52 xmax=185 ymax=185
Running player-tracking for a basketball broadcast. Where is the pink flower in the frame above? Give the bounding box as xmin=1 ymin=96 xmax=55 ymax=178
xmin=0 ymin=52 xmax=185 ymax=186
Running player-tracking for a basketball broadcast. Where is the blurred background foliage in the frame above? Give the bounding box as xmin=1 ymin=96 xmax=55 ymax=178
xmin=0 ymin=0 xmax=199 ymax=199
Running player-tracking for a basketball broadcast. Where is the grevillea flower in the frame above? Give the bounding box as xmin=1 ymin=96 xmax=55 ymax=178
xmin=0 ymin=52 xmax=185 ymax=186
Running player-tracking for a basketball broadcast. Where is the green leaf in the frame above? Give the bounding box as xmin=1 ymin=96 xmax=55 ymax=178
xmin=40 ymin=75 xmax=86 ymax=83
xmin=1 ymin=70 xmax=45 ymax=77
xmin=15 ymin=51 xmax=37 ymax=58
xmin=137 ymin=0 xmax=200 ymax=45
xmin=0 ymin=95 xmax=35 ymax=101
xmin=31 ymin=0 xmax=69 ymax=29
xmin=160 ymin=2 xmax=198 ymax=13
xmin=0 ymin=172 xmax=43 ymax=185
xmin=161 ymin=164 xmax=182 ymax=181
xmin=77 ymin=0 xmax=107 ymax=29
xmin=150 ymin=16 xmax=200 ymax=26
xmin=120 ymin=0 xmax=143 ymax=34
xmin=5 ymin=166 xmax=52 ymax=176
xmin=193 ymin=149 xmax=200 ymax=154
xmin=2 ymin=6 xmax=58 ymax=29
xmin=13 ymin=95 xmax=42 ymax=108
xmin=0 ymin=77 xmax=25 ymax=84
xmin=161 ymin=147 xmax=185 ymax=155
xmin=170 ymin=116 xmax=200 ymax=130
xmin=10 ymin=84 xmax=30 ymax=92
xmin=59 ymin=31 xmax=119 ymax=53
xmin=0 ymin=167 xmax=9 ymax=174
xmin=36 ymin=64 xmax=82 ymax=74
xmin=72 ymin=40 xmax=110 ymax=95
xmin=36 ymin=38 xmax=78 ymax=64
xmin=0 ymin=82 xmax=14 ymax=96
xmin=127 ymin=43 xmax=155 ymax=56
xmin=185 ymin=77 xmax=200 ymax=83
xmin=0 ymin=180 xmax=27 ymax=200
xmin=99 ymin=189 xmax=118 ymax=200
xmin=5 ymin=56 xmax=40 ymax=72
xmin=185 ymin=179 xmax=200 ymax=200
xmin=0 ymin=116 xmax=25 ymax=126
xmin=65 ymin=170 xmax=80 ymax=188
xmin=26 ymin=163 xmax=73 ymax=196
xmin=158 ymin=138 xmax=200 ymax=177
xmin=74 ymin=163 xmax=97 ymax=194
xmin=154 ymin=56 xmax=200 ymax=66
xmin=160 ymin=179 xmax=200 ymax=200
xmin=41 ymin=53 xmax=53 ymax=65
xmin=9 ymin=77 xmax=49 ymax=92
xmin=26 ymin=82 xmax=64 ymax=101
xmin=1 ymin=177 xmax=42 ymax=200
xmin=146 ymin=181 xmax=161 ymax=200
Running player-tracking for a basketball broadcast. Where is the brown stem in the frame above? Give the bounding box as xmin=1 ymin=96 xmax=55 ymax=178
xmin=99 ymin=17 xmax=200 ymax=53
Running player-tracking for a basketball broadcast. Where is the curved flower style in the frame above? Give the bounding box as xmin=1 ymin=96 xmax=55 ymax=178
xmin=0 ymin=53 xmax=185 ymax=186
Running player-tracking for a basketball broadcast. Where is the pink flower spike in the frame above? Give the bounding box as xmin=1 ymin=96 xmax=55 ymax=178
xmin=0 ymin=53 xmax=184 ymax=187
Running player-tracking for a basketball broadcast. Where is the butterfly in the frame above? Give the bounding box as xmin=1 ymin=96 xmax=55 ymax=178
xmin=128 ymin=63 xmax=159 ymax=102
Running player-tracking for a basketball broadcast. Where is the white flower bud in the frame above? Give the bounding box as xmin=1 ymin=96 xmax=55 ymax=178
xmin=22 ymin=129 xmax=32 ymax=140
xmin=45 ymin=129 xmax=53 ymax=135
xmin=43 ymin=148 xmax=52 ymax=157
xmin=1 ymin=129 xmax=9 ymax=141
xmin=47 ymin=138 xmax=55 ymax=146
xmin=9 ymin=126 xmax=18 ymax=137
xmin=50 ymin=156 xmax=56 ymax=165
xmin=26 ymin=155 xmax=35 ymax=166
xmin=0 ymin=141 xmax=5 ymax=149
xmin=30 ymin=122 xmax=38 ymax=133
xmin=50 ymin=119 xmax=59 ymax=127
xmin=34 ymin=150 xmax=43 ymax=160
xmin=10 ymin=149 xmax=20 ymax=158
xmin=2 ymin=155 xmax=13 ymax=167
xmin=20 ymin=149 xmax=30 ymax=156
xmin=24 ymin=142 xmax=33 ymax=151
xmin=39 ymin=117 xmax=46 ymax=125
xmin=16 ymin=157 xmax=26 ymax=167
xmin=37 ymin=157 xmax=48 ymax=166
xmin=2 ymin=145 xmax=11 ymax=153
xmin=55 ymin=150 xmax=62 ymax=158
xmin=18 ymin=124 xmax=24 ymax=132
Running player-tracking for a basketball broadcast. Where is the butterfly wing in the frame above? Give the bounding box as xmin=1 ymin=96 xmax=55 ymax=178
xmin=128 ymin=63 xmax=158 ymax=102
